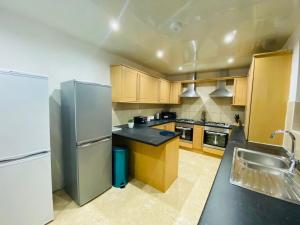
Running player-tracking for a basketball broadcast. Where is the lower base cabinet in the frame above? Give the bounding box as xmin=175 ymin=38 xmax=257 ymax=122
xmin=192 ymin=125 xmax=203 ymax=150
xmin=203 ymin=146 xmax=224 ymax=157
xmin=152 ymin=122 xmax=175 ymax=131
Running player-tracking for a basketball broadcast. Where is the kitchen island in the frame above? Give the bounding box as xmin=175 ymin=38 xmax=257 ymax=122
xmin=112 ymin=120 xmax=180 ymax=192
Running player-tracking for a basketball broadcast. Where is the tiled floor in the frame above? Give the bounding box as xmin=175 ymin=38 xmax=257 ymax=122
xmin=49 ymin=149 xmax=221 ymax=225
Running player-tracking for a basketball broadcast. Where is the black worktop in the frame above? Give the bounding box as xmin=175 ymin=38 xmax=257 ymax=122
xmin=198 ymin=126 xmax=300 ymax=225
xmin=112 ymin=119 xmax=231 ymax=146
xmin=112 ymin=119 xmax=180 ymax=146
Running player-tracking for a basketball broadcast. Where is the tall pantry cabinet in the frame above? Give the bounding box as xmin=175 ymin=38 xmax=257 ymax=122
xmin=245 ymin=51 xmax=292 ymax=145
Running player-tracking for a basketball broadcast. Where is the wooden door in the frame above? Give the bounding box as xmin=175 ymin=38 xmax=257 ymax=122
xmin=139 ymin=72 xmax=159 ymax=103
xmin=248 ymin=53 xmax=292 ymax=145
xmin=121 ymin=66 xmax=138 ymax=102
xmin=170 ymin=82 xmax=182 ymax=104
xmin=232 ymin=77 xmax=247 ymax=106
xmin=159 ymin=79 xmax=170 ymax=103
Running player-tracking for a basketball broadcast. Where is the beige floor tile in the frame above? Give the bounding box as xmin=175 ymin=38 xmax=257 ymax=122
xmin=49 ymin=149 xmax=220 ymax=225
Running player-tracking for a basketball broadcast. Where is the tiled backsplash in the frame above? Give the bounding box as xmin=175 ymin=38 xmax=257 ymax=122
xmin=112 ymin=103 xmax=166 ymax=125
xmin=169 ymin=82 xmax=245 ymax=124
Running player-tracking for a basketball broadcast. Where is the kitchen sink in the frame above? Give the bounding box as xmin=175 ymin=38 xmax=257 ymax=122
xmin=236 ymin=148 xmax=291 ymax=170
xmin=230 ymin=147 xmax=300 ymax=205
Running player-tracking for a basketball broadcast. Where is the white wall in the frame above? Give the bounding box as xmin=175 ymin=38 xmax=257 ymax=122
xmin=0 ymin=10 xmax=165 ymax=191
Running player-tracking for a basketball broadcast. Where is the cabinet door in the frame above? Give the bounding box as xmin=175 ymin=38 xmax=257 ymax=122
xmin=170 ymin=82 xmax=181 ymax=104
xmin=167 ymin=122 xmax=175 ymax=131
xmin=152 ymin=124 xmax=164 ymax=130
xmin=193 ymin=125 xmax=203 ymax=150
xmin=121 ymin=66 xmax=138 ymax=102
xmin=139 ymin=72 xmax=159 ymax=103
xmin=248 ymin=53 xmax=291 ymax=145
xmin=232 ymin=77 xmax=247 ymax=106
xmin=159 ymin=79 xmax=170 ymax=103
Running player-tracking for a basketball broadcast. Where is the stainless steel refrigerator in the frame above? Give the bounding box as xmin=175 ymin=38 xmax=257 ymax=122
xmin=0 ymin=71 xmax=53 ymax=225
xmin=61 ymin=80 xmax=112 ymax=206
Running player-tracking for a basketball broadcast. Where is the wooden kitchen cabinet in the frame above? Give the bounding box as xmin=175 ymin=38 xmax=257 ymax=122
xmin=111 ymin=65 xmax=139 ymax=102
xmin=245 ymin=50 xmax=292 ymax=145
xmin=169 ymin=82 xmax=182 ymax=104
xmin=159 ymin=79 xmax=170 ymax=103
xmin=203 ymin=146 xmax=224 ymax=157
xmin=192 ymin=125 xmax=204 ymax=150
xmin=152 ymin=122 xmax=175 ymax=131
xmin=232 ymin=77 xmax=247 ymax=106
xmin=139 ymin=72 xmax=159 ymax=103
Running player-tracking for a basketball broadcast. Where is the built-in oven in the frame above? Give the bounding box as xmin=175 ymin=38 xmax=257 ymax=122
xmin=203 ymin=126 xmax=229 ymax=150
xmin=175 ymin=122 xmax=193 ymax=141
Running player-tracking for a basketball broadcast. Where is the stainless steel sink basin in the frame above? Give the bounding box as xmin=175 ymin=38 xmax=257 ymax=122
xmin=230 ymin=147 xmax=300 ymax=205
xmin=236 ymin=148 xmax=291 ymax=170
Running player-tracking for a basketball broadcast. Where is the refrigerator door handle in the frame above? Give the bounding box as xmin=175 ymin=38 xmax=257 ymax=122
xmin=0 ymin=151 xmax=49 ymax=164
xmin=78 ymin=137 xmax=111 ymax=148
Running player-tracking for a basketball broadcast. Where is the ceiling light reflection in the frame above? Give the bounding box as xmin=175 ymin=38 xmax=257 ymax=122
xmin=224 ymin=30 xmax=237 ymax=44
xmin=227 ymin=57 xmax=235 ymax=64
xmin=156 ymin=50 xmax=164 ymax=58
xmin=110 ymin=20 xmax=119 ymax=31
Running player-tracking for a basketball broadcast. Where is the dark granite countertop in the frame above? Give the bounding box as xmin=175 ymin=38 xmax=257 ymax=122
xmin=112 ymin=119 xmax=180 ymax=146
xmin=112 ymin=119 xmax=232 ymax=146
xmin=198 ymin=126 xmax=300 ymax=225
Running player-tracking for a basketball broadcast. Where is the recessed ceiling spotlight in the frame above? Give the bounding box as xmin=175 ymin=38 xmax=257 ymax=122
xmin=156 ymin=50 xmax=164 ymax=58
xmin=178 ymin=66 xmax=183 ymax=71
xmin=227 ymin=57 xmax=235 ymax=64
xmin=110 ymin=20 xmax=119 ymax=31
xmin=224 ymin=30 xmax=237 ymax=44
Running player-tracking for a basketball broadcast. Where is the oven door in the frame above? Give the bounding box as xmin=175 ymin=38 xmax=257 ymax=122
xmin=204 ymin=130 xmax=228 ymax=149
xmin=175 ymin=126 xmax=193 ymax=141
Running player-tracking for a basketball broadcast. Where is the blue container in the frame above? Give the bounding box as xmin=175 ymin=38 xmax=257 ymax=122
xmin=112 ymin=146 xmax=128 ymax=188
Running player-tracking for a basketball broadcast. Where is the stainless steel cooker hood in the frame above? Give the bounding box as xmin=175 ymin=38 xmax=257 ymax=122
xmin=179 ymin=73 xmax=200 ymax=98
xmin=209 ymin=80 xmax=233 ymax=97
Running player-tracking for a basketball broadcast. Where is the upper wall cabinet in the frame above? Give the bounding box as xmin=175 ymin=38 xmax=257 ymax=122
xmin=111 ymin=65 xmax=139 ymax=102
xmin=245 ymin=51 xmax=292 ymax=145
xmin=111 ymin=65 xmax=175 ymax=104
xmin=232 ymin=77 xmax=247 ymax=106
xmin=159 ymin=79 xmax=170 ymax=103
xmin=169 ymin=82 xmax=182 ymax=104
xmin=139 ymin=72 xmax=159 ymax=103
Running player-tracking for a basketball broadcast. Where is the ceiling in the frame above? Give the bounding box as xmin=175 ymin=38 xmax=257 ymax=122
xmin=1 ymin=0 xmax=300 ymax=75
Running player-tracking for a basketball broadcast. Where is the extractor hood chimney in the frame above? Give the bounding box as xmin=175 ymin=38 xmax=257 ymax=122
xmin=209 ymin=80 xmax=233 ymax=97
xmin=179 ymin=73 xmax=200 ymax=98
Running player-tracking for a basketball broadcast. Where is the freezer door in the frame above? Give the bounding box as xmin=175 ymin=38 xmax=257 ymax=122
xmin=0 ymin=72 xmax=50 ymax=161
xmin=75 ymin=82 xmax=112 ymax=144
xmin=0 ymin=152 xmax=53 ymax=225
xmin=77 ymin=137 xmax=112 ymax=205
